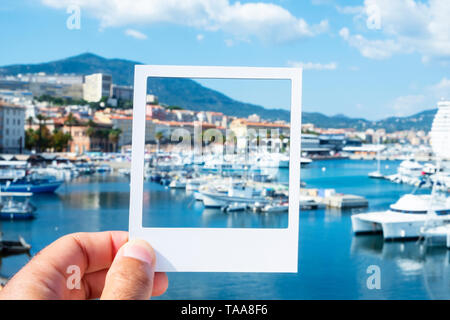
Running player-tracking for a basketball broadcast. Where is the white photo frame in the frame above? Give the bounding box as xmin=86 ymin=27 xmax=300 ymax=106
xmin=129 ymin=65 xmax=302 ymax=272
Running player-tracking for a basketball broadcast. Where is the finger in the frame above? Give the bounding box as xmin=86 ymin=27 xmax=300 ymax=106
xmin=101 ymin=239 xmax=156 ymax=300
xmin=82 ymin=269 xmax=109 ymax=299
xmin=82 ymin=271 xmax=167 ymax=299
xmin=0 ymin=231 xmax=128 ymax=300
xmin=34 ymin=231 xmax=128 ymax=275
xmin=152 ymin=272 xmax=169 ymax=297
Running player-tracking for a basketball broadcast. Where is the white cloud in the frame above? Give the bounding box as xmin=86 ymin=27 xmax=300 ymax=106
xmin=42 ymin=0 xmax=328 ymax=44
xmin=287 ymin=60 xmax=337 ymax=70
xmin=335 ymin=5 xmax=364 ymax=15
xmin=388 ymin=77 xmax=450 ymax=116
xmin=339 ymin=0 xmax=450 ymax=61
xmin=339 ymin=27 xmax=403 ymax=60
xmin=390 ymin=94 xmax=426 ymax=116
xmin=196 ymin=34 xmax=204 ymax=41
xmin=430 ymin=77 xmax=450 ymax=100
xmin=224 ymin=39 xmax=234 ymax=47
xmin=124 ymin=29 xmax=147 ymax=40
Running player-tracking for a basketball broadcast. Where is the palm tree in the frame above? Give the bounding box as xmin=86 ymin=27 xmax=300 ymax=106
xmin=108 ymin=128 xmax=122 ymax=152
xmin=36 ymin=114 xmax=47 ymax=152
xmin=155 ymin=131 xmax=164 ymax=153
xmin=86 ymin=120 xmax=96 ymax=138
xmin=27 ymin=116 xmax=33 ymax=128
xmin=64 ymin=112 xmax=78 ymax=138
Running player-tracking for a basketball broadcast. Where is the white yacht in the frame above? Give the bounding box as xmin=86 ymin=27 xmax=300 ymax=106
xmin=201 ymin=186 xmax=268 ymax=208
xmin=169 ymin=178 xmax=186 ymax=189
xmin=397 ymin=160 xmax=423 ymax=182
xmin=351 ymin=193 xmax=450 ymax=240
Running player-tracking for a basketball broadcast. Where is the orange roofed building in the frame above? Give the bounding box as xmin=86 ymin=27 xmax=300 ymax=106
xmin=229 ymin=119 xmax=290 ymax=138
xmin=111 ymin=114 xmax=223 ymax=149
xmin=53 ymin=116 xmax=114 ymax=154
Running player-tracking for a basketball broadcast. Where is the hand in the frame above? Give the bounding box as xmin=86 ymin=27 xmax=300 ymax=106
xmin=0 ymin=231 xmax=168 ymax=300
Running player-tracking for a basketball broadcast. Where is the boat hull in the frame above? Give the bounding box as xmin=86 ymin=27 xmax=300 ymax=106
xmin=201 ymin=192 xmax=268 ymax=208
xmin=0 ymin=212 xmax=35 ymax=220
xmin=1 ymin=181 xmax=63 ymax=193
xmin=352 ymin=212 xmax=450 ymax=240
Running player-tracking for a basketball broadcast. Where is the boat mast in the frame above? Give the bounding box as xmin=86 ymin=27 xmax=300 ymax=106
xmin=377 ymin=136 xmax=381 ymax=173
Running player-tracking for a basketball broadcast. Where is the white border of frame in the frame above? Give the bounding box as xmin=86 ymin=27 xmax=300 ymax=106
xmin=129 ymin=65 xmax=302 ymax=272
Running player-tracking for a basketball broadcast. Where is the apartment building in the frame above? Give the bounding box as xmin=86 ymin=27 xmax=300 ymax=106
xmin=0 ymin=101 xmax=26 ymax=153
xmin=83 ymin=73 xmax=112 ymax=102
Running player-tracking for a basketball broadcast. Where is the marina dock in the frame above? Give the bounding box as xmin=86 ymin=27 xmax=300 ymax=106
xmin=322 ymin=194 xmax=369 ymax=209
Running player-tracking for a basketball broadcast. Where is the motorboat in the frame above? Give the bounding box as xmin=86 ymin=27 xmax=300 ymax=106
xmin=0 ymin=232 xmax=31 ymax=255
xmin=201 ymin=186 xmax=269 ymax=208
xmin=262 ymin=202 xmax=289 ymax=213
xmin=351 ymin=193 xmax=450 ymax=240
xmin=96 ymin=164 xmax=112 ymax=173
xmin=1 ymin=176 xmax=63 ymax=193
xmin=0 ymin=192 xmax=36 ymax=220
xmin=221 ymin=202 xmax=248 ymax=213
xmin=169 ymin=178 xmax=186 ymax=189
xmin=368 ymin=171 xmax=384 ymax=179
xmin=397 ymin=160 xmax=423 ymax=183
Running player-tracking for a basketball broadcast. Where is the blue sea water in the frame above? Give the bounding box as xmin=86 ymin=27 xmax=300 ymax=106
xmin=1 ymin=159 xmax=449 ymax=299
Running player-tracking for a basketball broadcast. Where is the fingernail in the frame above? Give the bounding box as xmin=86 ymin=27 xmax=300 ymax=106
xmin=122 ymin=239 xmax=154 ymax=265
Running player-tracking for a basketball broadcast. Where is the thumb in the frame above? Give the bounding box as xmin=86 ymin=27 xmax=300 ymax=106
xmin=101 ymin=239 xmax=155 ymax=300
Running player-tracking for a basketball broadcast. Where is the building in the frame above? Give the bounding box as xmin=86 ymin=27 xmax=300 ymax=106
xmin=0 ymin=101 xmax=26 ymax=153
xmin=62 ymin=122 xmax=114 ymax=154
xmin=229 ymin=119 xmax=290 ymax=151
xmin=430 ymin=100 xmax=450 ymax=160
xmin=146 ymin=104 xmax=176 ymax=121
xmin=230 ymin=119 xmax=290 ymax=138
xmin=83 ymin=73 xmax=112 ymax=103
xmin=172 ymin=109 xmax=196 ymax=122
xmin=111 ymin=115 xmax=220 ymax=150
xmin=318 ymin=134 xmax=346 ymax=152
xmin=248 ymin=114 xmax=261 ymax=122
xmin=301 ymin=134 xmax=331 ymax=156
xmin=146 ymin=94 xmax=158 ymax=104
xmin=61 ymin=83 xmax=84 ymax=100
xmin=111 ymin=85 xmax=133 ymax=101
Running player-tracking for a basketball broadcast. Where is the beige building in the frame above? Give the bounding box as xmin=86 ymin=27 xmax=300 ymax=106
xmin=230 ymin=119 xmax=290 ymax=138
xmin=83 ymin=73 xmax=112 ymax=102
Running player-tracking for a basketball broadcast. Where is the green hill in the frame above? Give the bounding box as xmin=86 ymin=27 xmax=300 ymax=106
xmin=0 ymin=53 xmax=437 ymax=132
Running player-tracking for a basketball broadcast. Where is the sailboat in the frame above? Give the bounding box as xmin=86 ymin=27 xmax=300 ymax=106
xmin=368 ymin=138 xmax=384 ymax=179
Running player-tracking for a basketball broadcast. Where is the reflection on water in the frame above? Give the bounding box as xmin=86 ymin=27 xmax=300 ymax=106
xmin=1 ymin=160 xmax=449 ymax=299
xmin=351 ymin=236 xmax=450 ymax=299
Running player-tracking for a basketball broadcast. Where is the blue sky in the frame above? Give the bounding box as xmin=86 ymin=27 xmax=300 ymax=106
xmin=0 ymin=0 xmax=449 ymax=120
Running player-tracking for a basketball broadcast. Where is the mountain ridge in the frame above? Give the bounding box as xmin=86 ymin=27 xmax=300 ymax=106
xmin=0 ymin=53 xmax=437 ymax=132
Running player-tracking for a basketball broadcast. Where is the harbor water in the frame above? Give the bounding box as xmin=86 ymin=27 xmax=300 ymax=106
xmin=1 ymin=159 xmax=449 ymax=299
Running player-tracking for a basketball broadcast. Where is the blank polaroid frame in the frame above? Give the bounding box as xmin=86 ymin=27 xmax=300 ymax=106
xmin=129 ymin=65 xmax=302 ymax=272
